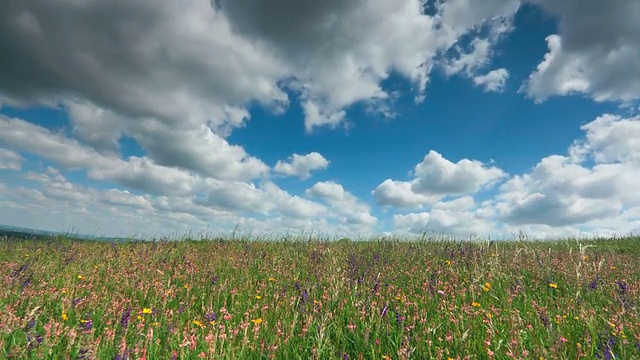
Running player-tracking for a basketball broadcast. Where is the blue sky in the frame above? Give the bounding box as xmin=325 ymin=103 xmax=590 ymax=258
xmin=1 ymin=0 xmax=639 ymax=238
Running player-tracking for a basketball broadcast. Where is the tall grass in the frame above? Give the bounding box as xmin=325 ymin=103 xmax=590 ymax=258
xmin=1 ymin=235 xmax=638 ymax=359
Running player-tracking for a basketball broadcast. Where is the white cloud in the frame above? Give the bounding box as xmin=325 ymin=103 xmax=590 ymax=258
xmin=0 ymin=148 xmax=23 ymax=170
xmin=522 ymin=0 xmax=640 ymax=102
xmin=495 ymin=114 xmax=640 ymax=227
xmin=371 ymin=180 xmax=442 ymax=209
xmin=307 ymin=181 xmax=377 ymax=229
xmin=433 ymin=196 xmax=476 ymax=211
xmin=0 ymin=0 xmax=287 ymax=130
xmin=274 ymin=152 xmax=330 ymax=179
xmin=0 ymin=115 xmax=104 ymax=169
xmin=573 ymin=114 xmax=640 ymax=164
xmin=412 ymin=150 xmax=506 ymax=194
xmin=393 ymin=208 xmax=493 ymax=236
xmin=0 ymin=0 xmax=521 ymax=135
xmin=473 ymin=68 xmax=510 ymax=92
xmin=383 ymin=114 xmax=640 ymax=238
xmin=99 ymin=189 xmax=153 ymax=210
xmin=373 ymin=150 xmax=505 ymax=209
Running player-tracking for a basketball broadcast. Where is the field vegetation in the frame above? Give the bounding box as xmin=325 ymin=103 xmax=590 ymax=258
xmin=1 ymin=235 xmax=639 ymax=359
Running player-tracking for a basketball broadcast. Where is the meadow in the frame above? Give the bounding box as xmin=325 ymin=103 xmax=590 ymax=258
xmin=1 ymin=235 xmax=638 ymax=359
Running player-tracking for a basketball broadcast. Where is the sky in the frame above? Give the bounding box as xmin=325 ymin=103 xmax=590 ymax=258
xmin=1 ymin=0 xmax=640 ymax=239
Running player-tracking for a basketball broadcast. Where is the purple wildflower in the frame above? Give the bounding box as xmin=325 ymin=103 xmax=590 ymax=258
xmin=616 ymin=281 xmax=628 ymax=295
xmin=206 ymin=312 xmax=217 ymax=323
xmin=80 ymin=317 xmax=93 ymax=331
xmin=395 ymin=312 xmax=403 ymax=327
xmin=380 ymin=304 xmax=388 ymax=318
xmin=120 ymin=308 xmax=131 ymax=328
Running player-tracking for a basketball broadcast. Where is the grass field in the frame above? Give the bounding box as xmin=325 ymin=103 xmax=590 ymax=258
xmin=1 ymin=235 xmax=638 ymax=359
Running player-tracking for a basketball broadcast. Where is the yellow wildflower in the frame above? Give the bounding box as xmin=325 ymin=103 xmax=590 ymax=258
xmin=251 ymin=318 xmax=263 ymax=325
xmin=255 ymin=295 xmax=262 ymax=300
xmin=472 ymin=302 xmax=481 ymax=307
xmin=268 ymin=277 xmax=276 ymax=282
xmin=549 ymin=283 xmax=558 ymax=289
xmin=77 ymin=275 xmax=84 ymax=280
xmin=142 ymin=308 xmax=153 ymax=314
xmin=193 ymin=320 xmax=204 ymax=327
xmin=62 ymin=312 xmax=68 ymax=321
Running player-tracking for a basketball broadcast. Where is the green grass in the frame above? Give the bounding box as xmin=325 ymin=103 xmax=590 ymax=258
xmin=0 ymin=236 xmax=638 ymax=359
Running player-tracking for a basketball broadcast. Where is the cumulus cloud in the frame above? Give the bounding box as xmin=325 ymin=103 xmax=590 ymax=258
xmin=473 ymin=68 xmax=510 ymax=92
xmin=0 ymin=0 xmax=287 ymax=129
xmin=0 ymin=148 xmax=23 ymax=170
xmin=522 ymin=0 xmax=640 ymax=102
xmin=373 ymin=150 xmax=506 ymax=208
xmin=307 ymin=181 xmax=377 ymax=229
xmin=274 ymin=152 xmax=330 ymax=179
xmin=393 ymin=208 xmax=493 ymax=236
xmin=0 ymin=0 xmax=523 ymax=135
xmin=386 ymin=114 xmax=640 ymax=238
xmin=412 ymin=151 xmax=506 ymax=194
xmin=495 ymin=114 xmax=640 ymax=227
xmin=371 ymin=180 xmax=442 ymax=209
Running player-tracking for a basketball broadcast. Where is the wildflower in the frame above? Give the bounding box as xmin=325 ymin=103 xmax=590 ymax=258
xmin=193 ymin=320 xmax=204 ymax=328
xmin=62 ymin=312 xmax=68 ymax=321
xmin=77 ymin=275 xmax=84 ymax=280
xmin=472 ymin=302 xmax=481 ymax=307
xmin=120 ymin=308 xmax=131 ymax=328
xmin=80 ymin=319 xmax=92 ymax=331
xmin=142 ymin=308 xmax=153 ymax=314
xmin=268 ymin=277 xmax=276 ymax=282
xmin=206 ymin=312 xmax=217 ymax=325
xmin=444 ymin=260 xmax=451 ymax=265
xmin=251 ymin=318 xmax=263 ymax=325
xmin=482 ymin=282 xmax=491 ymax=292
xmin=382 ymin=355 xmax=391 ymax=360
xmin=255 ymin=295 xmax=262 ymax=300
xmin=549 ymin=283 xmax=558 ymax=289
xmin=486 ymin=312 xmax=493 ymax=319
